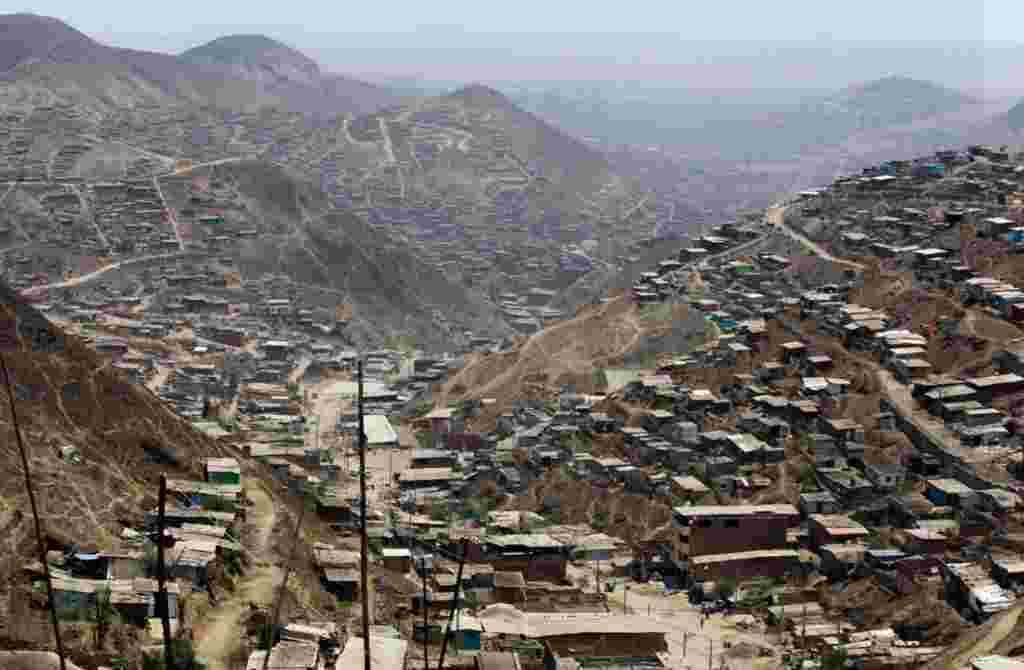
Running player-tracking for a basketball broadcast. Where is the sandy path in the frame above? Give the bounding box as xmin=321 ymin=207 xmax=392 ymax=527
xmin=194 ymin=481 xmax=280 ymax=670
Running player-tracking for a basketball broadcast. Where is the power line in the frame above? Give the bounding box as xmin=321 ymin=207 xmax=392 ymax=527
xmin=1 ymin=352 xmax=66 ymax=670
xmin=358 ymin=359 xmax=372 ymax=670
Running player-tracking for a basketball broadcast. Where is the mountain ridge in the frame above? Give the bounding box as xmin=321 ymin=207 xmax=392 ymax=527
xmin=0 ymin=13 xmax=404 ymax=116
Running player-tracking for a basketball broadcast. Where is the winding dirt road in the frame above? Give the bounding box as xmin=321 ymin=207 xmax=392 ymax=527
xmin=194 ymin=481 xmax=280 ymax=670
xmin=766 ymin=203 xmax=865 ymax=270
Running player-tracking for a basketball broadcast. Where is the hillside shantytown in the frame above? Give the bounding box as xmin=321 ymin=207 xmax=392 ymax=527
xmin=4 ymin=140 xmax=1024 ymax=670
xmin=6 ymin=15 xmax=1024 ymax=670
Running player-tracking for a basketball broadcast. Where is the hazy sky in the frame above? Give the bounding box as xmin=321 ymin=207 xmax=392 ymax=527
xmin=13 ymin=1 xmax=1023 ymax=91
xmin=22 ymin=0 xmax=1013 ymax=43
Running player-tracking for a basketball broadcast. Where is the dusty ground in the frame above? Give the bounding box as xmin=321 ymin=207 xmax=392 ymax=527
xmin=920 ymin=600 xmax=1024 ymax=670
xmin=593 ymin=573 xmax=781 ymax=670
xmin=305 ymin=375 xmax=411 ymax=500
xmin=507 ymin=467 xmax=676 ymax=545
xmin=193 ymin=481 xmax=280 ymax=670
xmin=0 ymin=287 xmax=228 ymax=649
xmin=435 ymin=294 xmax=650 ymax=431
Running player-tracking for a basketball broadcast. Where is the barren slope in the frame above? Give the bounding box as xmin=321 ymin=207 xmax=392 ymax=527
xmin=0 ymin=279 xmax=223 ymax=637
xmin=435 ymin=294 xmax=706 ymax=429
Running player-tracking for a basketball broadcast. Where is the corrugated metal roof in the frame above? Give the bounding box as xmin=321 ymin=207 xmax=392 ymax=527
xmin=363 ymin=414 xmax=398 ymax=445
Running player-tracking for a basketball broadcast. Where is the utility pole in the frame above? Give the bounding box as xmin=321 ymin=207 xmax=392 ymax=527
xmin=437 ymin=539 xmax=469 ymax=670
xmin=2 ymin=353 xmax=66 ymax=670
xmin=156 ymin=476 xmax=173 ymax=670
xmin=707 ymin=639 xmax=713 ymax=670
xmin=358 ymin=358 xmax=372 ymax=670
xmin=422 ymin=560 xmax=429 ymax=670
xmin=802 ymin=602 xmax=807 ymax=651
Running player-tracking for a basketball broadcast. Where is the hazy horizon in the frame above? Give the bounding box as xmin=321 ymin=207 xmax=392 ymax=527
xmin=12 ymin=0 xmax=1019 ymax=95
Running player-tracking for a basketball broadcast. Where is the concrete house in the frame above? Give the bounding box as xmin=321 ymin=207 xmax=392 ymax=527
xmin=672 ymin=504 xmax=799 ymax=559
xmin=808 ymin=514 xmax=871 ymax=549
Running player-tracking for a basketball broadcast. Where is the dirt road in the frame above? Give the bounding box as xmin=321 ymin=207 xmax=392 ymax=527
xmin=194 ymin=482 xmax=280 ymax=670
xmin=600 ymin=578 xmax=780 ymax=670
xmin=766 ymin=204 xmax=865 ymax=271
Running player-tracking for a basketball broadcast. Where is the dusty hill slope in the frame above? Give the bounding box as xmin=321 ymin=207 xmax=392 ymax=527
xmin=434 ymin=294 xmax=704 ymax=429
xmin=0 ymin=13 xmax=401 ymax=116
xmin=0 ymin=278 xmax=220 ymax=598
xmin=919 ymin=600 xmax=1024 ymax=669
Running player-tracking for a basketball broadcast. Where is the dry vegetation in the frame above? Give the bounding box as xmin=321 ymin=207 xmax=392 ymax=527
xmin=0 ymin=282 xmax=230 ymax=648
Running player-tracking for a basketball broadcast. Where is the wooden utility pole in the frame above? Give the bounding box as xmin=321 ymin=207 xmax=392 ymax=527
xmin=707 ymin=639 xmax=713 ymax=670
xmin=1 ymin=353 xmax=66 ymax=670
xmin=422 ymin=561 xmax=429 ymax=670
xmin=802 ymin=602 xmax=808 ymax=650
xmin=156 ymin=475 xmax=173 ymax=670
xmin=358 ymin=358 xmax=372 ymax=670
xmin=437 ymin=539 xmax=469 ymax=670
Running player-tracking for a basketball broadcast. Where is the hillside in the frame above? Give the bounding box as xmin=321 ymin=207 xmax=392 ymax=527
xmin=0 ymin=20 xmax=651 ymax=349
xmin=444 ymin=83 xmax=613 ymax=193
xmin=180 ymin=34 xmax=321 ymax=86
xmin=0 ymin=279 xmax=224 ymax=630
xmin=0 ymin=13 xmax=402 ymax=117
xmin=205 ymin=160 xmax=510 ymax=350
xmin=430 ymin=293 xmax=711 ymax=430
xmin=0 ymin=13 xmax=107 ymax=72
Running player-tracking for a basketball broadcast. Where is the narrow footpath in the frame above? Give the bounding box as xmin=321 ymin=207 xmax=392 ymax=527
xmin=194 ymin=481 xmax=280 ymax=670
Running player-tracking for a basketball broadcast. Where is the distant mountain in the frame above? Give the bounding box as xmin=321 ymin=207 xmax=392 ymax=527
xmin=0 ymin=13 xmax=403 ymax=116
xmin=180 ymin=34 xmax=322 ymax=87
xmin=0 ymin=13 xmax=107 ymax=71
xmin=824 ymin=75 xmax=977 ymax=120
